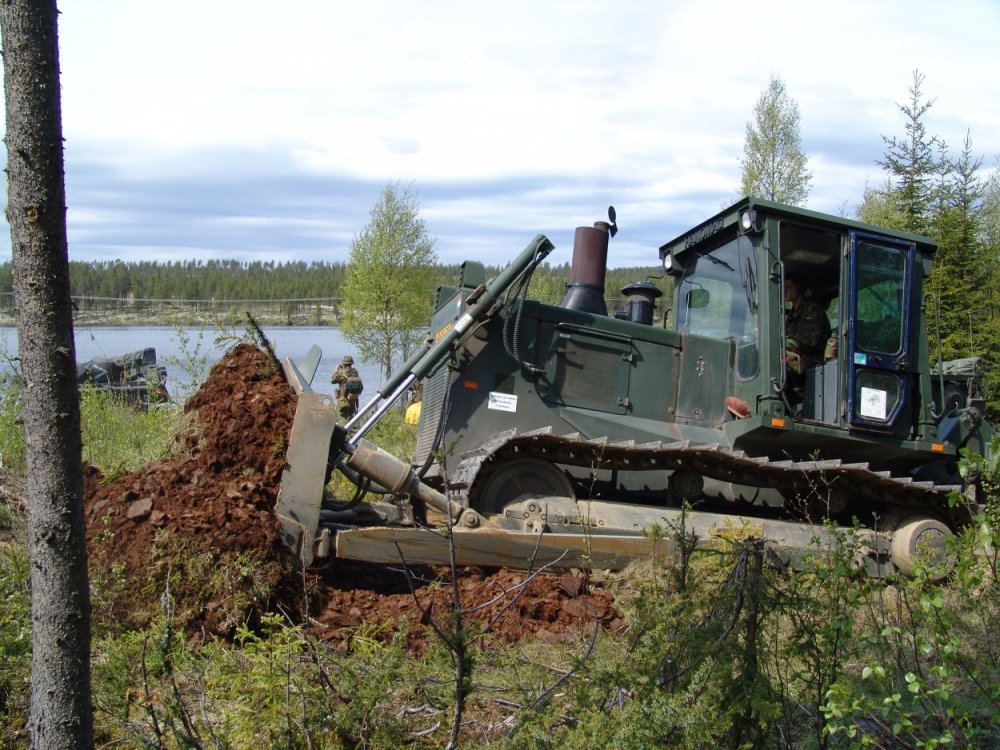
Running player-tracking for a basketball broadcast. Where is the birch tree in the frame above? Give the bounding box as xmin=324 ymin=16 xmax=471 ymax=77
xmin=340 ymin=183 xmax=437 ymax=381
xmin=740 ymin=74 xmax=811 ymax=206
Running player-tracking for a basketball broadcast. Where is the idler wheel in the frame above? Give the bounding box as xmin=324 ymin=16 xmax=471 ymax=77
xmin=890 ymin=514 xmax=953 ymax=579
xmin=475 ymin=458 xmax=575 ymax=514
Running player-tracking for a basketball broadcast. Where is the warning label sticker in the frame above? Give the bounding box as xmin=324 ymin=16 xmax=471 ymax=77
xmin=488 ymin=392 xmax=518 ymax=413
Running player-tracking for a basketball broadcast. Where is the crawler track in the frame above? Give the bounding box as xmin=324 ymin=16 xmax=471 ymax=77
xmin=451 ymin=427 xmax=970 ymax=519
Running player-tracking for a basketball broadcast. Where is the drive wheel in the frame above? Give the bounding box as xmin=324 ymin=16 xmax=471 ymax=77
xmin=474 ymin=458 xmax=575 ymax=514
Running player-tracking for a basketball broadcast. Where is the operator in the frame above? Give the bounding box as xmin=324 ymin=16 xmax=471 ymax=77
xmin=784 ymin=274 xmax=831 ymax=404
xmin=331 ymin=354 xmax=364 ymax=420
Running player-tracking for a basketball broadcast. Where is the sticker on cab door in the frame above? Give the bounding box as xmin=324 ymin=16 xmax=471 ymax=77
xmin=860 ymin=387 xmax=887 ymax=420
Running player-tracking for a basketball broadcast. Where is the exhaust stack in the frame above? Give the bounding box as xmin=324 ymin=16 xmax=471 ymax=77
xmin=561 ymin=220 xmax=613 ymax=315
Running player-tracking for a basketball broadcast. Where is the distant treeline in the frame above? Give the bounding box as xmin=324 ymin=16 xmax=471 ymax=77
xmin=0 ymin=259 xmax=666 ymax=310
xmin=0 ymin=259 xmax=350 ymax=303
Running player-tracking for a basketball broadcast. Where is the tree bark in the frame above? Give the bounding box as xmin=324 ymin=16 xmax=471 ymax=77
xmin=0 ymin=2 xmax=93 ymax=748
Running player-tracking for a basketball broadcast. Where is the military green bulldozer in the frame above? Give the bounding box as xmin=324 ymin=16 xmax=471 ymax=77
xmin=276 ymin=198 xmax=993 ymax=578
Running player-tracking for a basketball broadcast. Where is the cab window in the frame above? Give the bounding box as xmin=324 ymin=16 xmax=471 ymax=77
xmin=855 ymin=241 xmax=905 ymax=355
xmin=675 ymin=234 xmax=760 ymax=379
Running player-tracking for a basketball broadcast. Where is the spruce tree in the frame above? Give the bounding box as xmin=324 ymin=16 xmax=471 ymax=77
xmin=877 ymin=70 xmax=940 ymax=235
xmin=928 ymin=132 xmax=985 ymax=359
xmin=1 ymin=1 xmax=93 ymax=747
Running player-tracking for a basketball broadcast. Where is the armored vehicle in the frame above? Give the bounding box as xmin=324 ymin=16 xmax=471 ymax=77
xmin=77 ymin=347 xmax=169 ymax=407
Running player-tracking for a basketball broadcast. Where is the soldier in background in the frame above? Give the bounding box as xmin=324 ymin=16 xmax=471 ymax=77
xmin=331 ymin=354 xmax=363 ymax=419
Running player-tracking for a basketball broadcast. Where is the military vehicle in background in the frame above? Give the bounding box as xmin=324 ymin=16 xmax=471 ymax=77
xmin=931 ymin=356 xmax=987 ymax=416
xmin=276 ymin=198 xmax=993 ymax=578
xmin=76 ymin=347 xmax=169 ymax=407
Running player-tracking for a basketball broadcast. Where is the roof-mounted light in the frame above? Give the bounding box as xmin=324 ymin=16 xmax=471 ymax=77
xmin=662 ymin=251 xmax=682 ymax=277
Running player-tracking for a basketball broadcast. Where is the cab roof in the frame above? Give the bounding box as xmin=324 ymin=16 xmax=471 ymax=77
xmin=659 ymin=196 xmax=937 ymax=261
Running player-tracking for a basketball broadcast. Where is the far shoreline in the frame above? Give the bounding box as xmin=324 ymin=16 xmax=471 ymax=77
xmin=0 ymin=310 xmax=339 ymax=329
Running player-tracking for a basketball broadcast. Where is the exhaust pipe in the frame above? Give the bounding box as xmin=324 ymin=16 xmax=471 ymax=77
xmin=561 ymin=220 xmax=613 ymax=315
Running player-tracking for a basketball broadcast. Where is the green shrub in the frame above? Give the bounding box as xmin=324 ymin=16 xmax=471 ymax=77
xmin=79 ymin=385 xmax=181 ymax=479
xmin=0 ymin=543 xmax=30 ymax=746
xmin=818 ymin=444 xmax=1000 ymax=749
xmin=820 ymin=535 xmax=1000 ymax=748
xmin=0 ymin=385 xmax=24 ymax=478
xmin=161 ymin=324 xmax=213 ymax=404
xmin=1 ymin=381 xmax=182 ymax=483
xmin=963 ymin=433 xmax=1000 ymax=532
xmin=92 ymin=612 xmax=415 ymax=749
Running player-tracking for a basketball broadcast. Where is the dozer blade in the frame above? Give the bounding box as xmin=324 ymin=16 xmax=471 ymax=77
xmin=283 ymin=346 xmax=322 ymax=394
xmin=295 ymin=344 xmax=323 ymax=387
xmin=335 ymin=525 xmax=671 ymax=572
xmin=276 ymin=390 xmax=338 ymax=564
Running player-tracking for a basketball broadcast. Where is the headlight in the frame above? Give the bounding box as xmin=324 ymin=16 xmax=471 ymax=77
xmin=663 ymin=251 xmax=682 ymax=277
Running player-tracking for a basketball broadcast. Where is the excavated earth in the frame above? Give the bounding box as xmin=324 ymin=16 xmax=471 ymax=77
xmin=84 ymin=343 xmax=624 ymax=650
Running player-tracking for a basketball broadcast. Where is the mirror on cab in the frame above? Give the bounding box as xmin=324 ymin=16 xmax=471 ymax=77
xmin=687 ymin=288 xmax=711 ymax=309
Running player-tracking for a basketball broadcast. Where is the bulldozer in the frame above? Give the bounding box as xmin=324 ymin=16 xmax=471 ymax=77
xmin=276 ymin=197 xmax=993 ymax=578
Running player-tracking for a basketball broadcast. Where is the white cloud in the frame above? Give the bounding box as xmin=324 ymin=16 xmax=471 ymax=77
xmin=0 ymin=0 xmax=996 ymax=266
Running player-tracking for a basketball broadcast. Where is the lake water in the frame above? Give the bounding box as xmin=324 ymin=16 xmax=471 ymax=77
xmin=0 ymin=325 xmax=383 ymax=401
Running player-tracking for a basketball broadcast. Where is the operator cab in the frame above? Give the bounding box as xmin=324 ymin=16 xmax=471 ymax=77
xmin=661 ymin=197 xmax=933 ymax=441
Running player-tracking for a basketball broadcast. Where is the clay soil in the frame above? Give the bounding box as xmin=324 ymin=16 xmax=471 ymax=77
xmin=84 ymin=343 xmax=623 ymax=650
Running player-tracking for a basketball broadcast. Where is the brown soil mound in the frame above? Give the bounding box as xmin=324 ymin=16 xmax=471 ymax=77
xmin=84 ymin=342 xmax=623 ymax=648
xmin=85 ymin=343 xmax=298 ymax=635
xmin=309 ymin=561 xmax=622 ymax=652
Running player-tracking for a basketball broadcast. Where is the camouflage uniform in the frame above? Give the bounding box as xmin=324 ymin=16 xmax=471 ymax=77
xmin=785 ymin=298 xmax=831 ymax=374
xmin=785 ymin=299 xmax=831 ymax=404
xmin=331 ymin=357 xmax=363 ymax=419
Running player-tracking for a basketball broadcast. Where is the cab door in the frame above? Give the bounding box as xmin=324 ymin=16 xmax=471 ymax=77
xmin=846 ymin=233 xmax=916 ymax=431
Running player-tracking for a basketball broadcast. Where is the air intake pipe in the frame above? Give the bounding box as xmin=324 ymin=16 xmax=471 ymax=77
xmin=561 ymin=219 xmax=613 ymax=315
xmin=620 ymin=281 xmax=663 ymax=326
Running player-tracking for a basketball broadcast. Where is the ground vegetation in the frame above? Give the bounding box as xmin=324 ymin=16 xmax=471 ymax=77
xmin=1 ymin=342 xmax=997 ymax=748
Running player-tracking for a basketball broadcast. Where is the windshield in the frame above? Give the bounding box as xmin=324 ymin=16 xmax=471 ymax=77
xmin=675 ymin=234 xmax=760 ymax=378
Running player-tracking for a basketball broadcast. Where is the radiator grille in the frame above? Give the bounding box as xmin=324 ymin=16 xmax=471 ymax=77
xmin=414 ymin=365 xmax=448 ymax=465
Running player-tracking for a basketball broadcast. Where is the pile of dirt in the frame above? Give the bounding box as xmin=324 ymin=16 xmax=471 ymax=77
xmin=309 ymin=562 xmax=623 ymax=652
xmin=84 ymin=343 xmax=298 ymax=635
xmin=83 ymin=342 xmax=623 ymax=647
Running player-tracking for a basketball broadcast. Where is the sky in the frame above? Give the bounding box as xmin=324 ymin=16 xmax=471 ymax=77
xmin=1 ymin=0 xmax=998 ymax=270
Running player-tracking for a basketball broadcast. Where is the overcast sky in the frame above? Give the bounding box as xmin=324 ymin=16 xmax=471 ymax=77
xmin=2 ymin=0 xmax=998 ymax=269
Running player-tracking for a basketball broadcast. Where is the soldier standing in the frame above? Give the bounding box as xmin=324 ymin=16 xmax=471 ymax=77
xmin=331 ymin=354 xmax=363 ymax=419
